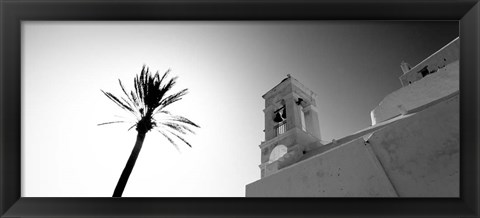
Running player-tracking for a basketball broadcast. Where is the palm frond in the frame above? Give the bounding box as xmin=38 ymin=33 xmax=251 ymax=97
xmin=161 ymin=122 xmax=187 ymax=134
xmin=118 ymin=79 xmax=137 ymax=110
xmin=154 ymin=110 xmax=171 ymax=116
xmin=157 ymin=130 xmax=180 ymax=152
xmin=101 ymin=90 xmax=135 ymax=113
xmin=127 ymin=124 xmax=136 ymax=131
xmin=120 ymin=96 xmax=136 ymax=113
xmin=166 ymin=129 xmax=193 ymax=148
xmin=130 ymin=90 xmax=140 ymax=109
xmin=132 ymin=66 xmax=175 ymax=115
xmin=170 ymin=115 xmax=200 ymax=128
xmin=98 ymin=120 xmax=126 ymax=126
xmin=159 ymin=121 xmax=196 ymax=134
xmin=157 ymin=88 xmax=188 ymax=111
xmin=133 ymin=76 xmax=142 ymax=108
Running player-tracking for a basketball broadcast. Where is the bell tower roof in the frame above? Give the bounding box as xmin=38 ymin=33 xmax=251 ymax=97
xmin=262 ymin=74 xmax=318 ymax=100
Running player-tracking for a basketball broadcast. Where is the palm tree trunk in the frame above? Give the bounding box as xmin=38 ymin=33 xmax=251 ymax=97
xmin=112 ymin=131 xmax=147 ymax=197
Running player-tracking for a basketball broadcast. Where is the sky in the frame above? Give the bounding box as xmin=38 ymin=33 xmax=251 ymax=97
xmin=21 ymin=21 xmax=458 ymax=197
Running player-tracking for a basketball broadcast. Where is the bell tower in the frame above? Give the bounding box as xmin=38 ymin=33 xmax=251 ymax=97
xmin=259 ymin=74 xmax=322 ymax=178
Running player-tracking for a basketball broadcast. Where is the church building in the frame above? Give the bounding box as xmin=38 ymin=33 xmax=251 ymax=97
xmin=246 ymin=37 xmax=459 ymax=197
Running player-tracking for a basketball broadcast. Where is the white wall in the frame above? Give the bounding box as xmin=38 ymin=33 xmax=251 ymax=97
xmin=368 ymin=94 xmax=459 ymax=197
xmin=399 ymin=37 xmax=459 ymax=86
xmin=246 ymin=137 xmax=397 ymax=197
xmin=370 ymin=61 xmax=459 ymax=125
xmin=246 ymin=93 xmax=459 ymax=197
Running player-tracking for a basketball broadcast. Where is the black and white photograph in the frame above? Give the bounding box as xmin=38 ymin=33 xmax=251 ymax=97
xmin=21 ymin=21 xmax=459 ymax=198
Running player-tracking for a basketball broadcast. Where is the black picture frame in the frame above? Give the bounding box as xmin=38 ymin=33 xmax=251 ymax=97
xmin=1 ymin=0 xmax=479 ymax=217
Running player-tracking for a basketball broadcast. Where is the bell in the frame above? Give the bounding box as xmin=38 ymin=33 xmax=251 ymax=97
xmin=274 ymin=112 xmax=284 ymax=122
xmin=281 ymin=107 xmax=287 ymax=119
xmin=296 ymin=98 xmax=303 ymax=105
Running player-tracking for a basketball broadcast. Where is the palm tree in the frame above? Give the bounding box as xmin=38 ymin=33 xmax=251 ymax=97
xmin=99 ymin=66 xmax=199 ymax=197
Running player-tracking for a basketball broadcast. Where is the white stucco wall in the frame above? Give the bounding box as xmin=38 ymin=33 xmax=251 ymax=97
xmin=246 ymin=137 xmax=397 ymax=197
xmin=370 ymin=61 xmax=459 ymax=125
xmin=246 ymin=93 xmax=458 ymax=197
xmin=368 ymin=94 xmax=459 ymax=197
xmin=399 ymin=37 xmax=459 ymax=86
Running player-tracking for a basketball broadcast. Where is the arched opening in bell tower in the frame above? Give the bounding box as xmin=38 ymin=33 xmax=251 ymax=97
xmin=273 ymin=100 xmax=287 ymax=136
xmin=296 ymin=98 xmax=307 ymax=131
